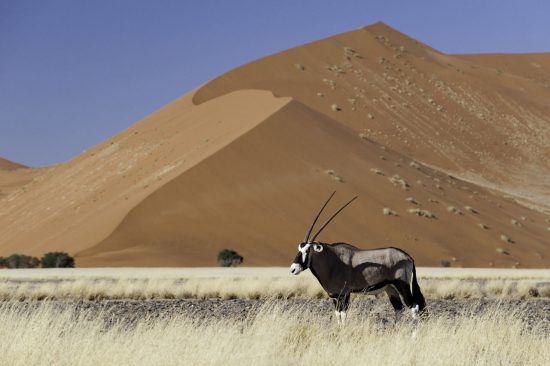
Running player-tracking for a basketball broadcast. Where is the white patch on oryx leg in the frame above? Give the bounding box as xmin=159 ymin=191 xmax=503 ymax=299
xmin=340 ymin=311 xmax=347 ymax=324
xmin=409 ymin=268 xmax=414 ymax=296
xmin=290 ymin=263 xmax=303 ymax=275
xmin=411 ymin=304 xmax=419 ymax=319
xmin=334 ymin=310 xmax=341 ymax=323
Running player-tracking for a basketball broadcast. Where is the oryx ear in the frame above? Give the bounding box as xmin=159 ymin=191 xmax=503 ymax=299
xmin=313 ymin=244 xmax=323 ymax=252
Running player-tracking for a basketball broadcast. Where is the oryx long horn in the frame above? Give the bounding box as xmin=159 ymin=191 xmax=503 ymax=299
xmin=310 ymin=196 xmax=358 ymax=242
xmin=305 ymin=191 xmax=336 ymax=243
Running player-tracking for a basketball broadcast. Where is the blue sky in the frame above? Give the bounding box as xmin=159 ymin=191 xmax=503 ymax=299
xmin=1 ymin=0 xmax=549 ymax=167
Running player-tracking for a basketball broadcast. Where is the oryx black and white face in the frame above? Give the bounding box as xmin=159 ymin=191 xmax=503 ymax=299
xmin=290 ymin=242 xmax=323 ymax=275
xmin=290 ymin=192 xmax=357 ymax=275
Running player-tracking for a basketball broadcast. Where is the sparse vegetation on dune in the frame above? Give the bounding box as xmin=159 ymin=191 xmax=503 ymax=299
xmin=0 ymin=300 xmax=548 ymax=366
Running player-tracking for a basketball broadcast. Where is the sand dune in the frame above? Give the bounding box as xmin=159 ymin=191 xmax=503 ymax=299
xmin=1 ymin=22 xmax=549 ymax=267
xmin=0 ymin=157 xmax=27 ymax=171
xmin=0 ymin=158 xmax=35 ymax=199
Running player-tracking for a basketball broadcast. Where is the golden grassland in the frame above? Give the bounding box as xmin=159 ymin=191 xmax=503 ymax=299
xmin=0 ymin=300 xmax=549 ymax=366
xmin=1 ymin=268 xmax=550 ymax=365
xmin=0 ymin=267 xmax=549 ymax=300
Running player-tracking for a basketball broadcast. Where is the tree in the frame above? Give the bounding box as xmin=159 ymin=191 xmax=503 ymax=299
xmin=3 ymin=254 xmax=40 ymax=268
xmin=40 ymin=252 xmax=75 ymax=268
xmin=217 ymin=249 xmax=243 ymax=267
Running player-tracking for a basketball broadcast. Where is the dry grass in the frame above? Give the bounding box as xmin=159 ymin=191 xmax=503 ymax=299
xmin=1 ymin=267 xmax=550 ymax=301
xmin=0 ymin=300 xmax=548 ymax=366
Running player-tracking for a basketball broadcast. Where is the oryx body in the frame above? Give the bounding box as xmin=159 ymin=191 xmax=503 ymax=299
xmin=290 ymin=193 xmax=426 ymax=322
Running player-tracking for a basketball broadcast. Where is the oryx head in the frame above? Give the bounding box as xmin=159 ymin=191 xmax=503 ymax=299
xmin=290 ymin=192 xmax=357 ymax=275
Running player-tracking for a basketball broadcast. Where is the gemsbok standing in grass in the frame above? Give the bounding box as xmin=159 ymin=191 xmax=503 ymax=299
xmin=290 ymin=192 xmax=426 ymax=323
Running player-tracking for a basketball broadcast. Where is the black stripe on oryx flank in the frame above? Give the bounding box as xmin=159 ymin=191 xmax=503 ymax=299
xmin=354 ymin=280 xmax=393 ymax=294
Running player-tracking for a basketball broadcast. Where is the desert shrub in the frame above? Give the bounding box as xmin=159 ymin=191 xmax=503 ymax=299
xmin=2 ymin=254 xmax=40 ymax=269
xmin=447 ymin=206 xmax=463 ymax=215
xmin=405 ymin=197 xmax=418 ymax=204
xmin=389 ymin=175 xmax=409 ymax=189
xmin=382 ymin=208 xmax=397 ymax=216
xmin=408 ymin=208 xmax=435 ymax=218
xmin=217 ymin=249 xmax=243 ymax=267
xmin=440 ymin=260 xmax=451 ymax=268
xmin=41 ymin=252 xmax=75 ymax=268
xmin=500 ymin=235 xmax=514 ymax=244
xmin=324 ymin=169 xmax=343 ymax=182
xmin=496 ymin=247 xmax=509 ymax=255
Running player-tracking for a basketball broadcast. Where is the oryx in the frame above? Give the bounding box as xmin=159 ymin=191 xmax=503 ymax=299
xmin=290 ymin=192 xmax=426 ymax=323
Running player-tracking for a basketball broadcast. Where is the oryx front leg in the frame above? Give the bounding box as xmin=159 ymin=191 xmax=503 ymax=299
xmin=331 ymin=293 xmax=350 ymax=325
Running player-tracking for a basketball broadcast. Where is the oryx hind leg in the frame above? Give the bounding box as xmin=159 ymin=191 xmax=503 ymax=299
xmin=394 ymin=280 xmax=420 ymax=319
xmin=393 ymin=281 xmax=414 ymax=306
xmin=385 ymin=285 xmax=404 ymax=322
xmin=385 ymin=285 xmax=404 ymax=311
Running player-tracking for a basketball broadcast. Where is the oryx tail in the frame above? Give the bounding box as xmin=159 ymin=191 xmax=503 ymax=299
xmin=411 ymin=264 xmax=426 ymax=311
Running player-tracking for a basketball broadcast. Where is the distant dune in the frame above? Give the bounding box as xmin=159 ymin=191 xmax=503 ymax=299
xmin=0 ymin=157 xmax=27 ymax=171
xmin=1 ymin=22 xmax=549 ymax=267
